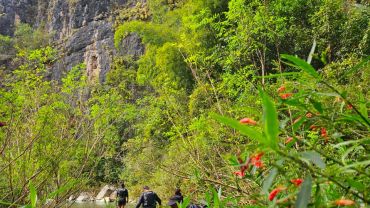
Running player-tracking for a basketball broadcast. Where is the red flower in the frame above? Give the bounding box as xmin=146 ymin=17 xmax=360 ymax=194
xmin=306 ymin=113 xmax=313 ymax=118
xmin=268 ymin=187 xmax=285 ymax=201
xmin=277 ymin=85 xmax=286 ymax=93
xmin=252 ymin=152 xmax=264 ymax=160
xmin=335 ymin=199 xmax=355 ymax=206
xmin=233 ymin=171 xmax=245 ymax=177
xmin=285 ymin=137 xmax=293 ymax=144
xmin=290 ymin=178 xmax=303 ymax=186
xmin=250 ymin=152 xmax=264 ymax=168
xmin=0 ymin=122 xmax=6 ymax=127
xmin=347 ymin=104 xmax=353 ymax=110
xmin=240 ymin=118 xmax=257 ymax=125
xmin=253 ymin=160 xmax=263 ymax=168
xmin=279 ymin=93 xmax=293 ymax=99
xmin=321 ymin=128 xmax=328 ymax=138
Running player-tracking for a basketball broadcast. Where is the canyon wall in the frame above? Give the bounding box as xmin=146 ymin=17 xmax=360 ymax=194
xmin=0 ymin=0 xmax=144 ymax=81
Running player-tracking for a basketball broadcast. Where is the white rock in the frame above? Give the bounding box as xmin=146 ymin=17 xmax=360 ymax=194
xmin=76 ymin=192 xmax=94 ymax=202
xmin=68 ymin=195 xmax=75 ymax=202
xmin=95 ymin=185 xmax=116 ymax=200
xmin=109 ymin=190 xmax=117 ymax=201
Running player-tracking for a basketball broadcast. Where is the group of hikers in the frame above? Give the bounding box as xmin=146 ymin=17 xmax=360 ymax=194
xmin=115 ymin=183 xmax=205 ymax=208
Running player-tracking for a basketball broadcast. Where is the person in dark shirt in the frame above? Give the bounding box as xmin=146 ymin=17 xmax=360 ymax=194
xmin=135 ymin=186 xmax=162 ymax=208
xmin=167 ymin=188 xmax=183 ymax=208
xmin=116 ymin=183 xmax=129 ymax=208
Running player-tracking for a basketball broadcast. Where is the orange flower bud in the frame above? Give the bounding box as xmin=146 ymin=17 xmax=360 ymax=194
xmin=285 ymin=137 xmax=293 ymax=144
xmin=290 ymin=178 xmax=303 ymax=186
xmin=321 ymin=128 xmax=328 ymax=138
xmin=277 ymin=85 xmax=286 ymax=93
xmin=240 ymin=118 xmax=257 ymax=125
xmin=269 ymin=187 xmax=285 ymax=201
xmin=233 ymin=171 xmax=245 ymax=178
xmin=335 ymin=199 xmax=355 ymax=206
xmin=279 ymin=93 xmax=293 ymax=99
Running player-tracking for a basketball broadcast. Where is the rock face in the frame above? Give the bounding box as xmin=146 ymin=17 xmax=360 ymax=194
xmin=95 ymin=185 xmax=116 ymax=200
xmin=76 ymin=192 xmax=94 ymax=202
xmin=0 ymin=0 xmax=145 ymax=81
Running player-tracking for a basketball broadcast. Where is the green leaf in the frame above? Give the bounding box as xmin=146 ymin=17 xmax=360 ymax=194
xmin=359 ymin=93 xmax=368 ymax=119
xmin=292 ymin=116 xmax=307 ymax=132
xmin=314 ymin=183 xmax=322 ymax=207
xmin=0 ymin=201 xmax=21 ymax=206
xmin=193 ymin=168 xmax=201 ymax=180
xmin=217 ymin=187 xmax=222 ymax=200
xmin=340 ymin=114 xmax=369 ymax=127
xmin=179 ymin=197 xmax=191 ymax=208
xmin=29 ymin=182 xmax=37 ymax=208
xmin=282 ymin=98 xmax=307 ymax=108
xmin=211 ymin=113 xmax=264 ymax=143
xmin=295 ymin=175 xmax=312 ymax=208
xmin=228 ymin=155 xmax=240 ymax=166
xmin=281 ymin=54 xmax=320 ymax=79
xmin=314 ymin=92 xmax=339 ymax=97
xmin=301 ymin=151 xmax=326 ymax=169
xmin=309 ymin=99 xmax=323 ymax=114
xmin=262 ymin=168 xmax=278 ymax=194
xmin=342 ymin=160 xmax=370 ymax=169
xmin=213 ymin=187 xmax=220 ymax=207
xmin=346 ymin=178 xmax=365 ymax=192
xmin=259 ymin=89 xmax=279 ymax=149
xmin=333 ymin=138 xmax=370 ymax=148
xmin=256 ymin=72 xmax=300 ymax=79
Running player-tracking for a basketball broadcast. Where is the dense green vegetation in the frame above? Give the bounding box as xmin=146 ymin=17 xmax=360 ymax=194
xmin=0 ymin=0 xmax=369 ymax=207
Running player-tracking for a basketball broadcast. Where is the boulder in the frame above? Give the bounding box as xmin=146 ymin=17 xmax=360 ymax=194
xmin=95 ymin=185 xmax=116 ymax=200
xmin=76 ymin=192 xmax=94 ymax=202
xmin=109 ymin=190 xmax=117 ymax=201
xmin=68 ymin=195 xmax=76 ymax=202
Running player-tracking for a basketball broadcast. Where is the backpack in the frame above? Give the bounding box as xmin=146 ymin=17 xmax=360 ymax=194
xmin=143 ymin=191 xmax=156 ymax=206
xmin=117 ymin=188 xmax=128 ymax=198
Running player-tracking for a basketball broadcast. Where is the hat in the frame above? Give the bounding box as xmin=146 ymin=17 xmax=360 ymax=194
xmin=143 ymin=185 xmax=150 ymax=190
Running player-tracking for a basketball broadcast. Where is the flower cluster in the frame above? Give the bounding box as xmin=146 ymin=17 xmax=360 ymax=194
xmin=277 ymin=85 xmax=293 ymax=99
xmin=233 ymin=152 xmax=264 ymax=178
xmin=268 ymin=178 xmax=304 ymax=201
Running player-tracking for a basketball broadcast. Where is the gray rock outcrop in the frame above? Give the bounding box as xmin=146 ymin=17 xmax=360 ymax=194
xmin=76 ymin=192 xmax=94 ymax=202
xmin=0 ymin=0 xmax=145 ymax=81
xmin=95 ymin=185 xmax=116 ymax=200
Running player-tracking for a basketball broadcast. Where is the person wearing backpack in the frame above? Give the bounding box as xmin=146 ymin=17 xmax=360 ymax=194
xmin=135 ymin=186 xmax=162 ymax=208
xmin=167 ymin=188 xmax=183 ymax=208
xmin=116 ymin=183 xmax=129 ymax=208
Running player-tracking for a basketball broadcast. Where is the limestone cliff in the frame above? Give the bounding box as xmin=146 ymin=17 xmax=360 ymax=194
xmin=0 ymin=0 xmax=144 ymax=81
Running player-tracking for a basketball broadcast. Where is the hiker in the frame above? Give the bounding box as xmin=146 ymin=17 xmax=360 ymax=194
xmin=116 ymin=183 xmax=129 ymax=208
xmin=135 ymin=186 xmax=162 ymax=208
xmin=167 ymin=188 xmax=183 ymax=208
